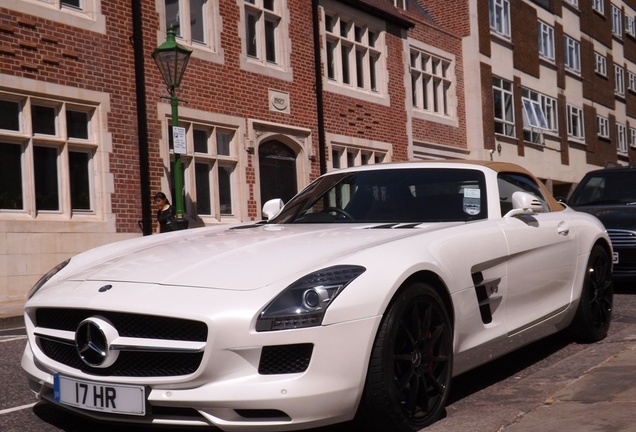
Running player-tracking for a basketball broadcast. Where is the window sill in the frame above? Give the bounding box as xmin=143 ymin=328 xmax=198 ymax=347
xmin=412 ymin=110 xmax=458 ymax=127
xmin=240 ymin=56 xmax=292 ymax=82
xmin=324 ymin=80 xmax=389 ymax=107
xmin=0 ymin=0 xmax=106 ymax=34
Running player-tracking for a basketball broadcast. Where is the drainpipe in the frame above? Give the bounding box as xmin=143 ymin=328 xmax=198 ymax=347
xmin=131 ymin=0 xmax=153 ymax=235
xmin=312 ymin=0 xmax=327 ymax=175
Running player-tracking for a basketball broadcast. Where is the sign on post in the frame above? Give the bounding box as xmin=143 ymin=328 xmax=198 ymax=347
xmin=172 ymin=126 xmax=186 ymax=155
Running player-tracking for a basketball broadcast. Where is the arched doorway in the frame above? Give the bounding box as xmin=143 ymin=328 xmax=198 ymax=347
xmin=259 ymin=140 xmax=298 ymax=205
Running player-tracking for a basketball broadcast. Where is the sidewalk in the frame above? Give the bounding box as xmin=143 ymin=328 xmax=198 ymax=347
xmin=503 ymin=343 xmax=636 ymax=431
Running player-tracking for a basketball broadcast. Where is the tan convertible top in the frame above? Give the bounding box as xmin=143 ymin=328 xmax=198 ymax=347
xmin=446 ymin=160 xmax=565 ymax=212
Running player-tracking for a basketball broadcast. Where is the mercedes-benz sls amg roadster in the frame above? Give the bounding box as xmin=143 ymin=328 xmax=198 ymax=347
xmin=22 ymin=161 xmax=613 ymax=431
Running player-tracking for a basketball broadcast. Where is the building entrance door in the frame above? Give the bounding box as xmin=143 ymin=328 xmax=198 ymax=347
xmin=259 ymin=140 xmax=297 ymax=205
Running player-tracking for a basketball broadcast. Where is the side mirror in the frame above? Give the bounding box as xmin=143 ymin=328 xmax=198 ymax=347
xmin=262 ymin=198 xmax=284 ymax=220
xmin=504 ymin=191 xmax=543 ymax=218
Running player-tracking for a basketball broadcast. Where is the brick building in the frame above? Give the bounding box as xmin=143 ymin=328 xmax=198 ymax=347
xmin=0 ymin=0 xmax=467 ymax=303
xmin=464 ymin=0 xmax=636 ymax=197
xmin=4 ymin=0 xmax=635 ymax=305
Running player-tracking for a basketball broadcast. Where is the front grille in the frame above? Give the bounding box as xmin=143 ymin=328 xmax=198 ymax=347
xmin=258 ymin=343 xmax=313 ymax=375
xmin=607 ymin=229 xmax=636 ymax=247
xmin=36 ymin=308 xmax=207 ymax=341
xmin=39 ymin=338 xmax=203 ymax=377
xmin=35 ymin=308 xmax=207 ymax=377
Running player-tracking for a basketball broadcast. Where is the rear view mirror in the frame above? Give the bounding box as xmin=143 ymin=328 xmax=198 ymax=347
xmin=262 ymin=199 xmax=284 ymax=220
xmin=504 ymin=191 xmax=543 ymax=218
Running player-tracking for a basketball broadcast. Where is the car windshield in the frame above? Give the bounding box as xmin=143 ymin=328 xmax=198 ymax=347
xmin=269 ymin=168 xmax=488 ymax=224
xmin=569 ymin=170 xmax=636 ymax=206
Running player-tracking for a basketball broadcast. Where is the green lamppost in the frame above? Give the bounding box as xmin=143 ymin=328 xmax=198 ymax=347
xmin=152 ymin=25 xmax=192 ymax=229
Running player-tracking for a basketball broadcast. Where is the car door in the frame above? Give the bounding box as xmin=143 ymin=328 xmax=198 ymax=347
xmin=497 ymin=173 xmax=578 ymax=335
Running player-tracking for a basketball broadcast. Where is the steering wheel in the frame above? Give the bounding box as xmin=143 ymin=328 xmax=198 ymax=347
xmin=321 ymin=207 xmax=354 ymax=220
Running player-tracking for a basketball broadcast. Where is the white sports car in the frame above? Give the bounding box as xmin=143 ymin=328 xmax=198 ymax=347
xmin=22 ymin=161 xmax=613 ymax=432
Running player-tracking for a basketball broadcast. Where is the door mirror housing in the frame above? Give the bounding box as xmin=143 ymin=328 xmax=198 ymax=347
xmin=262 ymin=199 xmax=284 ymax=220
xmin=504 ymin=191 xmax=544 ymax=218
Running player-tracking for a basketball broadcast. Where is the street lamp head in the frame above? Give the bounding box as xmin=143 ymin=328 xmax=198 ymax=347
xmin=152 ymin=25 xmax=193 ymax=91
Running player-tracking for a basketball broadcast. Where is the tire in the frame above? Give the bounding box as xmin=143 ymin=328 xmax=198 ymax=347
xmin=357 ymin=282 xmax=453 ymax=432
xmin=570 ymin=244 xmax=613 ymax=343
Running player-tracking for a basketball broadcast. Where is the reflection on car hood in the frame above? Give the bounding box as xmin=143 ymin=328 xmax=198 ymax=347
xmin=570 ymin=204 xmax=636 ymax=230
xmin=66 ymin=223 xmax=453 ymax=290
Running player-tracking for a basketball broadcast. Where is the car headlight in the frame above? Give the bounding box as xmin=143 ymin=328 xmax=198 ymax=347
xmin=256 ymin=265 xmax=366 ymax=332
xmin=27 ymin=258 xmax=71 ymax=299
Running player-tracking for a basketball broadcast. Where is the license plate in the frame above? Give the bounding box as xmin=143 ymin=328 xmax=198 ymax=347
xmin=54 ymin=374 xmax=146 ymax=416
xmin=613 ymin=252 xmax=619 ymax=264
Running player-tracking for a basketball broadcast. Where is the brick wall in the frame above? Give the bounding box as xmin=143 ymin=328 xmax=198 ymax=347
xmin=580 ymin=0 xmax=613 ymax=49
xmin=512 ymin=1 xmax=540 ymax=79
xmin=0 ymin=6 xmax=142 ymax=233
xmin=581 ymin=39 xmax=615 ymax=109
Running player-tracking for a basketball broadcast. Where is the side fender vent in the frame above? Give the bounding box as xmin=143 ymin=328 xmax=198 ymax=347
xmin=472 ymin=272 xmax=502 ymax=324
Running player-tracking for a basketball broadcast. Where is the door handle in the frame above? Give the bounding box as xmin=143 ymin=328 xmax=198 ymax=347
xmin=557 ymin=222 xmax=569 ymax=236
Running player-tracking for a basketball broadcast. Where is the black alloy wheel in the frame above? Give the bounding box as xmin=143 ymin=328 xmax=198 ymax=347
xmin=358 ymin=282 xmax=453 ymax=432
xmin=570 ymin=244 xmax=613 ymax=343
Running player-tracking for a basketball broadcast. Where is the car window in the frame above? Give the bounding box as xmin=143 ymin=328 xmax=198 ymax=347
xmin=569 ymin=170 xmax=636 ymax=206
xmin=272 ymin=168 xmax=488 ymax=224
xmin=498 ymin=172 xmax=550 ymax=215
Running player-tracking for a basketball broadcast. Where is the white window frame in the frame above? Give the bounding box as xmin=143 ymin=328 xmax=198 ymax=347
xmin=521 ymin=90 xmax=557 ymax=132
xmin=493 ymin=77 xmax=515 ymax=137
xmin=240 ymin=0 xmax=291 ymax=80
xmin=0 ymin=91 xmax=100 ymax=216
xmin=566 ymin=104 xmax=585 ymax=141
xmin=522 ymin=98 xmax=548 ymax=130
xmin=615 ymin=64 xmax=625 ymax=96
xmin=626 ymin=15 xmax=636 ymax=37
xmin=592 ymin=0 xmax=604 ymax=15
xmin=410 ymin=48 xmax=456 ymax=120
xmin=164 ymin=0 xmax=213 ymax=47
xmin=564 ymin=35 xmax=581 ymax=74
xmin=594 ymin=52 xmax=607 ymax=76
xmin=538 ymin=20 xmax=555 ymax=61
xmin=617 ymin=123 xmax=628 ymax=154
xmin=521 ymin=88 xmax=557 ymax=144
xmin=31 ymin=0 xmax=82 ymax=11
xmin=489 ymin=0 xmax=511 ymax=39
xmin=322 ymin=1 xmax=387 ymax=103
xmin=612 ymin=4 xmax=623 ymax=37
xmin=331 ymin=144 xmax=388 ymax=170
xmin=597 ymin=115 xmax=610 ymax=138
xmin=630 ymin=127 xmax=636 ymax=148
xmin=629 ymin=71 xmax=636 ymax=92
xmin=5 ymin=0 xmax=106 ymax=33
xmin=564 ymin=0 xmax=578 ymax=7
xmin=328 ymin=134 xmax=391 ymax=171
xmin=393 ymin=0 xmax=406 ymax=10
xmin=42 ymin=0 xmax=82 ymax=10
xmin=166 ymin=119 xmax=240 ymax=221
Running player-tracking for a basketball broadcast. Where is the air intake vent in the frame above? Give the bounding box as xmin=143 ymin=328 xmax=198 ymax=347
xmin=258 ymin=343 xmax=313 ymax=375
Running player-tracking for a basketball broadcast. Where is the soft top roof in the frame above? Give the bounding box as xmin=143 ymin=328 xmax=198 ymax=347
xmin=323 ymin=160 xmax=564 ymax=212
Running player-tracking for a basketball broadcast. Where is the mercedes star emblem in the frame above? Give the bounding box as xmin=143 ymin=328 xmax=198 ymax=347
xmin=75 ymin=317 xmax=119 ymax=367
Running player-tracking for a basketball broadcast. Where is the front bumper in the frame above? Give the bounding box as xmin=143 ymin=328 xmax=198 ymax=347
xmin=611 ymin=246 xmax=636 ymax=280
xmin=22 ymin=315 xmax=381 ymax=431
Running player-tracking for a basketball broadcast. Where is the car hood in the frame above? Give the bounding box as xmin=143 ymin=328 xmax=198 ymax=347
xmin=63 ymin=223 xmax=454 ymax=291
xmin=570 ymin=204 xmax=636 ymax=230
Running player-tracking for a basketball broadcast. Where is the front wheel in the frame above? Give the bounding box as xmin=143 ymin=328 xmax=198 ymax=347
xmin=569 ymin=244 xmax=613 ymax=343
xmin=357 ymin=282 xmax=453 ymax=432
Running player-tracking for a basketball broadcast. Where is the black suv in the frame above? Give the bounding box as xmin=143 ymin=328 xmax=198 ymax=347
xmin=568 ymin=166 xmax=636 ymax=280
